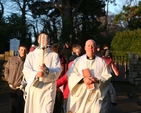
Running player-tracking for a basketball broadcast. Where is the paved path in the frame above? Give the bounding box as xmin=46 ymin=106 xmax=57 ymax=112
xmin=110 ymin=81 xmax=141 ymax=113
xmin=0 ymin=81 xmax=10 ymax=113
xmin=0 ymin=81 xmax=141 ymax=113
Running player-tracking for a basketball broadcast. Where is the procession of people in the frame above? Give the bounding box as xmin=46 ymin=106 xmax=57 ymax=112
xmin=4 ymin=32 xmax=119 ymax=113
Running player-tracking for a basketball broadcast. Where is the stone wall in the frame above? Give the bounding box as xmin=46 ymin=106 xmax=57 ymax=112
xmin=128 ymin=53 xmax=141 ymax=85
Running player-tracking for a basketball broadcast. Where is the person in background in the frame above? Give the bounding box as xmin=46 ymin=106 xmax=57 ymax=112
xmin=101 ymin=49 xmax=119 ymax=76
xmin=4 ymin=43 xmax=28 ymax=113
xmin=61 ymin=42 xmax=72 ymax=62
xmin=101 ymin=49 xmax=119 ymax=106
xmin=23 ymin=32 xmax=62 ymax=113
xmin=103 ymin=44 xmax=112 ymax=58
xmin=51 ymin=43 xmax=67 ymax=113
xmin=103 ymin=44 xmax=109 ymax=50
xmin=57 ymin=44 xmax=83 ymax=113
xmin=67 ymin=39 xmax=112 ymax=113
xmin=96 ymin=44 xmax=102 ymax=57
xmin=69 ymin=44 xmax=83 ymax=62
xmin=51 ymin=43 xmax=67 ymax=78
xmin=71 ymin=44 xmax=78 ymax=55
xmin=29 ymin=44 xmax=36 ymax=52
xmin=61 ymin=42 xmax=72 ymax=72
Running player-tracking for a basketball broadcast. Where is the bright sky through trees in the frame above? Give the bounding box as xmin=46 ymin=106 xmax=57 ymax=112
xmin=108 ymin=1 xmax=122 ymax=14
xmin=108 ymin=0 xmax=140 ymax=14
xmin=2 ymin=0 xmax=140 ymax=17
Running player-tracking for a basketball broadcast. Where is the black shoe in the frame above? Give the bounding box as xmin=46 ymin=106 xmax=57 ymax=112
xmin=111 ymin=102 xmax=118 ymax=106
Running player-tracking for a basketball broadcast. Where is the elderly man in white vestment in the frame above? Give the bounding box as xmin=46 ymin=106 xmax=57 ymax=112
xmin=67 ymin=39 xmax=112 ymax=113
xmin=23 ymin=32 xmax=62 ymax=113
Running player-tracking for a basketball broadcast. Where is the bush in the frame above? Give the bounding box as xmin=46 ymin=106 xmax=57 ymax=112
xmin=111 ymin=28 xmax=141 ymax=56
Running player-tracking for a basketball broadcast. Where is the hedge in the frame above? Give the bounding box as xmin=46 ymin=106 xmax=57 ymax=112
xmin=111 ymin=28 xmax=141 ymax=56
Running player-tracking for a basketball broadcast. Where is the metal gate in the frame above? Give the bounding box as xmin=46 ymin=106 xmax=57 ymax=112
xmin=112 ymin=55 xmax=129 ymax=81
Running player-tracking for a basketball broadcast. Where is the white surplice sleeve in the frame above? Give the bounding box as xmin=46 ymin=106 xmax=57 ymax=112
xmin=22 ymin=53 xmax=37 ymax=90
xmin=44 ymin=53 xmax=62 ymax=81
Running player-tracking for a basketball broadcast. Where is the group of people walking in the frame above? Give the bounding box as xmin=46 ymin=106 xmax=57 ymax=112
xmin=4 ymin=32 xmax=119 ymax=113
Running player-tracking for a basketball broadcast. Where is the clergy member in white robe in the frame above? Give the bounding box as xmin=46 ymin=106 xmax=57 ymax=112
xmin=67 ymin=39 xmax=112 ymax=113
xmin=23 ymin=33 xmax=62 ymax=113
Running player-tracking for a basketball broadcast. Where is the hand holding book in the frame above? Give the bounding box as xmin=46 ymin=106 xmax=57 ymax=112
xmin=82 ymin=68 xmax=99 ymax=89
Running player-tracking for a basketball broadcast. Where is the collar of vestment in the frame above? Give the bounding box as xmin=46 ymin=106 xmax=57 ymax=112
xmin=86 ymin=55 xmax=95 ymax=60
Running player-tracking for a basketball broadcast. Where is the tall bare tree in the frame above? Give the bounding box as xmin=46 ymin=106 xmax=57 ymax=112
xmin=10 ymin=0 xmax=32 ymax=45
xmin=28 ymin=0 xmax=106 ymax=46
xmin=114 ymin=0 xmax=141 ymax=30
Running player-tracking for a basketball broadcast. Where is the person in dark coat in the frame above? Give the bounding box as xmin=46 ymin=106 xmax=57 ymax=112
xmin=96 ymin=44 xmax=102 ymax=57
xmin=60 ymin=42 xmax=72 ymax=72
xmin=61 ymin=42 xmax=72 ymax=62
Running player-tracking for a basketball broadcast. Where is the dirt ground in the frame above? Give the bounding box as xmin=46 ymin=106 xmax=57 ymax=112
xmin=0 ymin=80 xmax=141 ymax=113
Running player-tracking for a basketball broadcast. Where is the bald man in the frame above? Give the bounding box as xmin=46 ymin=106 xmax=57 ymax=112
xmin=23 ymin=32 xmax=62 ymax=113
xmin=67 ymin=39 xmax=112 ymax=113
